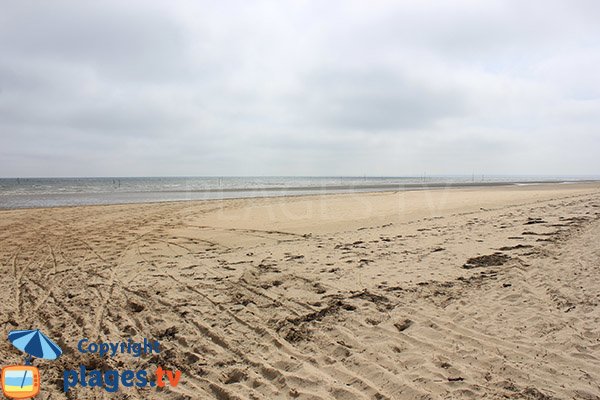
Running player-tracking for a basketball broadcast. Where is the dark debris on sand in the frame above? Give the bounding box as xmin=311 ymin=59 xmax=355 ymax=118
xmin=282 ymin=299 xmax=356 ymax=327
xmin=498 ymin=244 xmax=533 ymax=251
xmin=278 ymin=299 xmax=357 ymax=343
xmin=394 ymin=319 xmax=413 ymax=332
xmin=349 ymin=289 xmax=389 ymax=304
xmin=463 ymin=253 xmax=511 ymax=269
xmin=524 ymin=217 xmax=547 ymax=225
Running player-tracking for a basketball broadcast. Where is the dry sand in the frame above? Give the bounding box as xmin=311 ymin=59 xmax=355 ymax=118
xmin=1 ymin=183 xmax=600 ymax=399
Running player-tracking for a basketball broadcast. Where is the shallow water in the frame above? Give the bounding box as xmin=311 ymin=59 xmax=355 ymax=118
xmin=0 ymin=176 xmax=596 ymax=209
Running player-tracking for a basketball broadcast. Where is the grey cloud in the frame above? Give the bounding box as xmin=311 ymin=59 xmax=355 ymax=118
xmin=0 ymin=2 xmax=192 ymax=82
xmin=0 ymin=0 xmax=599 ymax=177
xmin=291 ymin=69 xmax=467 ymax=131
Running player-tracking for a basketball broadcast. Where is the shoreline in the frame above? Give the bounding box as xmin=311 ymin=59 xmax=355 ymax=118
xmin=2 ymin=179 xmax=599 ymax=211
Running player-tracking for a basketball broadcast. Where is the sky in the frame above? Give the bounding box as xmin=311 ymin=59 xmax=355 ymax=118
xmin=0 ymin=0 xmax=599 ymax=177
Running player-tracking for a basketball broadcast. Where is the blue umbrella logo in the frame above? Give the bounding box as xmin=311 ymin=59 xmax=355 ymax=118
xmin=5 ymin=329 xmax=62 ymax=395
xmin=8 ymin=329 xmax=62 ymax=364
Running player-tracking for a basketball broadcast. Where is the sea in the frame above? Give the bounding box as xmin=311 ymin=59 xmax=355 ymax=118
xmin=0 ymin=176 xmax=597 ymax=209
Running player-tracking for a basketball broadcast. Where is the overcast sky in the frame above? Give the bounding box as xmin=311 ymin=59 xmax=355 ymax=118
xmin=1 ymin=0 xmax=599 ymax=177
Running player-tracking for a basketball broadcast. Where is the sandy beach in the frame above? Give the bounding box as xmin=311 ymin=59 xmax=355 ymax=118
xmin=1 ymin=182 xmax=600 ymax=399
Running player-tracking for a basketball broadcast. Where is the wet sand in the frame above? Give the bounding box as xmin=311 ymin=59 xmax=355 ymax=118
xmin=1 ymin=183 xmax=600 ymax=399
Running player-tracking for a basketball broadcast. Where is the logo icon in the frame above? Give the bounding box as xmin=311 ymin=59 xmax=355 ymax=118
xmin=1 ymin=367 xmax=40 ymax=399
xmin=1 ymin=329 xmax=62 ymax=399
